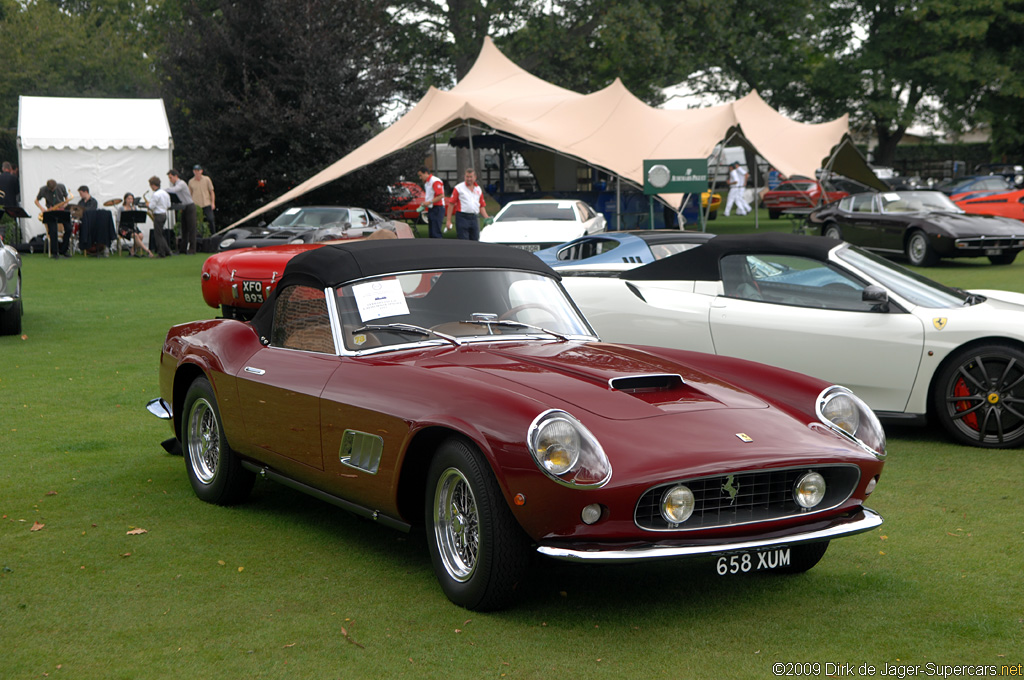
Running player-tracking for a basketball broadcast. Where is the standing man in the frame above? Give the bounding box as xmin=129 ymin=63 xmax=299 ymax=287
xmin=724 ymin=162 xmax=751 ymax=217
xmin=166 ymin=168 xmax=197 ymax=254
xmin=34 ymin=179 xmax=72 ymax=258
xmin=147 ymin=176 xmax=174 ymax=258
xmin=415 ymin=166 xmax=446 ymax=238
xmin=443 ymin=168 xmax=489 ymax=241
xmin=0 ymin=161 xmax=19 ymax=210
xmin=188 ymin=164 xmax=216 ymax=232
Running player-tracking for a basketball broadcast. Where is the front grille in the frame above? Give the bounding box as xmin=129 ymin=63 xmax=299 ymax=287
xmin=954 ymin=236 xmax=1024 ymax=249
xmin=635 ymin=465 xmax=861 ymax=531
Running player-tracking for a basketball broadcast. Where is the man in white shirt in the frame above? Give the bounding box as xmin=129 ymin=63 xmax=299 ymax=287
xmin=147 ymin=176 xmax=174 ymax=257
xmin=166 ymin=168 xmax=197 ymax=254
xmin=724 ymin=162 xmax=751 ymax=217
xmin=443 ymin=168 xmax=490 ymax=240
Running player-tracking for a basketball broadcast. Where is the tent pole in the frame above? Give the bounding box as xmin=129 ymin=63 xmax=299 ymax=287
xmin=468 ymin=121 xmax=474 ymax=169
xmin=616 ymin=176 xmax=621 ymax=231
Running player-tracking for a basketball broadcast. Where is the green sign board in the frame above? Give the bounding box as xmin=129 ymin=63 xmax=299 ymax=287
xmin=643 ymin=159 xmax=709 ymax=195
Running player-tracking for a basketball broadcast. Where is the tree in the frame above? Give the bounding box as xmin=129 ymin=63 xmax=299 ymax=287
xmin=0 ymin=0 xmax=157 ymax=163
xmin=157 ymin=0 xmax=421 ymax=224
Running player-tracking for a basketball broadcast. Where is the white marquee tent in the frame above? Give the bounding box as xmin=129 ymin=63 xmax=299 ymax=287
xmin=17 ymin=96 xmax=173 ymax=242
xmin=233 ymin=37 xmax=882 ymax=228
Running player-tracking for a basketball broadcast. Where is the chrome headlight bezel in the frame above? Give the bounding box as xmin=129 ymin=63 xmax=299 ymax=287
xmin=219 ymin=237 xmax=236 ymax=249
xmin=816 ymin=385 xmax=886 ymax=459
xmin=527 ymin=409 xmax=611 ymax=488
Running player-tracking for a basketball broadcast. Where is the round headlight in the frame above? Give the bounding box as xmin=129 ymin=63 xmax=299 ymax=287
xmin=527 ymin=410 xmax=612 ymax=487
xmin=532 ymin=417 xmax=580 ymax=475
xmin=219 ymin=238 xmax=235 ymax=249
xmin=817 ymin=386 xmax=886 ymax=458
xmin=661 ymin=485 xmax=695 ymax=524
xmin=794 ymin=472 xmax=826 ymax=508
xmin=821 ymin=393 xmax=860 ymax=434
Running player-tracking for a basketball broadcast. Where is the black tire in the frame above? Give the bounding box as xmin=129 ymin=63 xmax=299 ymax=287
xmin=823 ymin=223 xmax=842 ymax=241
xmin=988 ymin=252 xmax=1017 ymax=265
xmin=905 ymin=230 xmax=938 ymax=266
xmin=425 ymin=437 xmax=531 ymax=611
xmin=707 ymin=208 xmax=718 ymax=221
xmin=776 ymin=541 xmax=829 ymax=574
xmin=0 ymin=298 xmax=22 ymax=336
xmin=932 ymin=343 xmax=1024 ymax=448
xmin=182 ymin=377 xmax=255 ymax=504
xmin=768 ymin=209 xmax=782 ymax=220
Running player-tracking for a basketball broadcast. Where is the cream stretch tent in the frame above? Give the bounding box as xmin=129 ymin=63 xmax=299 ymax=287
xmin=17 ymin=96 xmax=173 ymax=242
xmin=233 ymin=37 xmax=880 ymax=227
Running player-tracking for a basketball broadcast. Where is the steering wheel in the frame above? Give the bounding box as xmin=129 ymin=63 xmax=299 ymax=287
xmin=499 ymin=303 xmax=558 ymax=321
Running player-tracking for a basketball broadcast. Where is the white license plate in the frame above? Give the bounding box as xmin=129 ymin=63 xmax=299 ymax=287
xmin=985 ymin=248 xmax=1003 ymax=256
xmin=715 ymin=547 xmax=791 ymax=575
xmin=242 ymin=280 xmax=265 ymax=303
xmin=510 ymin=244 xmax=541 ymax=252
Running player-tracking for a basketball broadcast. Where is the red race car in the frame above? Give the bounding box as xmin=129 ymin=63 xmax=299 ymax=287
xmin=763 ymin=177 xmax=867 ymax=219
xmin=152 ymin=239 xmax=885 ymax=611
xmin=201 ymin=225 xmax=414 ymax=320
xmin=387 ymin=181 xmax=427 ymax=221
xmin=954 ymin=189 xmax=1024 ymax=223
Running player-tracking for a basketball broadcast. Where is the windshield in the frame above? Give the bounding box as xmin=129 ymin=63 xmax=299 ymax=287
xmin=269 ymin=207 xmax=352 ymax=229
xmin=332 ymin=269 xmax=595 ymax=351
xmin=496 ymin=202 xmax=578 ymax=222
xmin=879 ymin=191 xmax=963 ymax=214
xmin=835 ymin=245 xmax=971 ymax=308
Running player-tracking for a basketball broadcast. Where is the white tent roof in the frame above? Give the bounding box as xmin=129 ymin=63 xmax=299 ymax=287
xmin=233 ymin=38 xmax=878 ymax=227
xmin=18 ymin=96 xmax=172 ymax=150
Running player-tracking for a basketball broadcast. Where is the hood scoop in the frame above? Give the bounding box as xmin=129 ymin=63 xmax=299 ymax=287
xmin=609 ymin=374 xmax=683 ymax=393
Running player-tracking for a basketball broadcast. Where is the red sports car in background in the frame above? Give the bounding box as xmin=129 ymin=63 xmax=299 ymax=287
xmin=201 ymin=225 xmax=414 ymax=320
xmin=151 ymin=239 xmax=885 ymax=611
xmin=954 ymin=189 xmax=1024 ymax=223
xmin=763 ymin=176 xmax=868 ymax=219
xmin=388 ymin=181 xmax=427 ymax=221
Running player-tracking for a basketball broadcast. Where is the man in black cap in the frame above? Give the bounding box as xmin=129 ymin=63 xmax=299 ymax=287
xmin=188 ymin=164 xmax=216 ymax=232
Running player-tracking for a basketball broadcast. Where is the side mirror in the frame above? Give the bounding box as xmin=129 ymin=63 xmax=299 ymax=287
xmin=862 ymin=284 xmax=889 ymax=312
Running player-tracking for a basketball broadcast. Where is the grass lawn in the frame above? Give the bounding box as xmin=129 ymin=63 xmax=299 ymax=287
xmin=1 ymin=224 xmax=1022 ymax=679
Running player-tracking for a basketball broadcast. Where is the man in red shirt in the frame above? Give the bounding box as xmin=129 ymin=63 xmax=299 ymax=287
xmin=444 ymin=168 xmax=489 ymax=240
xmin=416 ymin=166 xmax=446 ymax=239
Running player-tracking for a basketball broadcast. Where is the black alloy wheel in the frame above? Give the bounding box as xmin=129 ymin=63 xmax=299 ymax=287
xmin=933 ymin=343 xmax=1024 ymax=448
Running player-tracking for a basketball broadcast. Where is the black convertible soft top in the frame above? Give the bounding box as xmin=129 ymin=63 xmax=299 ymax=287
xmin=250 ymin=239 xmax=559 ymax=340
xmin=622 ymin=232 xmax=841 ymax=281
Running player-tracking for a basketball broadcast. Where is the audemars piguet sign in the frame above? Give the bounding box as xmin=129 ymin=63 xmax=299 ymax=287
xmin=643 ymin=159 xmax=709 ymax=194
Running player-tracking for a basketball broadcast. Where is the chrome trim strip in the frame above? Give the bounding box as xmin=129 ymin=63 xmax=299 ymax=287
xmin=324 ymin=286 xmax=342 ymax=355
xmin=537 ymin=508 xmax=882 ymax=562
xmin=146 ymin=397 xmax=172 ymax=420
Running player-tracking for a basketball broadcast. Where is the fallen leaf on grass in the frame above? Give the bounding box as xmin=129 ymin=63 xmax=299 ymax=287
xmin=126 ymin=528 xmax=147 ymax=535
xmin=120 ymin=552 xmax=132 ymax=558
xmin=30 ymin=522 xmax=45 ymax=532
xmin=283 ymin=643 xmax=296 ymax=648
xmin=44 ymin=491 xmax=58 ymax=496
xmin=340 ymin=626 xmax=364 ymax=649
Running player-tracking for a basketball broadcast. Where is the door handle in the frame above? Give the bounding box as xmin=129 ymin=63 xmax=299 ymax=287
xmin=243 ymin=366 xmax=266 ymax=375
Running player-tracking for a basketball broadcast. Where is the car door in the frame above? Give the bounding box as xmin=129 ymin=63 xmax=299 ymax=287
xmin=235 ymin=284 xmax=341 ymax=472
xmin=709 ymin=253 xmax=925 ymax=413
xmin=839 ymin=194 xmax=878 ymax=246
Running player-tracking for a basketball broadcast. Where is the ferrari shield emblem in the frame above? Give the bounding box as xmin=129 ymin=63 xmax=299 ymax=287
xmin=735 ymin=433 xmax=753 ymax=443
xmin=933 ymin=318 xmax=948 ymax=330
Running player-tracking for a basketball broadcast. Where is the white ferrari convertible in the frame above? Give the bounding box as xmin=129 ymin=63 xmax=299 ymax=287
xmin=560 ymin=232 xmax=1024 ymax=448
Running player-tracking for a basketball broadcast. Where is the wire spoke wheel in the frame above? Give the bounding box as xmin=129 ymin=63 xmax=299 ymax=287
xmin=187 ymin=398 xmax=220 ymax=484
xmin=433 ymin=467 xmax=480 ymax=582
xmin=938 ymin=346 xmax=1024 ymax=447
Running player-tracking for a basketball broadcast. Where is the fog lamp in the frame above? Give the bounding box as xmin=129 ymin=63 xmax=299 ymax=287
xmin=581 ymin=504 xmax=603 ymax=525
xmin=794 ymin=472 xmax=826 ymax=509
xmin=661 ymin=485 xmax=695 ymax=524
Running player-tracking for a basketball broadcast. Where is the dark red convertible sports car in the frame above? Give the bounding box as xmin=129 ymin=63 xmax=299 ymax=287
xmin=150 ymin=240 xmax=885 ymax=610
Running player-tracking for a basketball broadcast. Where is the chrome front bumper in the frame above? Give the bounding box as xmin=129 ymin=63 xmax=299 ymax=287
xmin=537 ymin=507 xmax=882 ymax=562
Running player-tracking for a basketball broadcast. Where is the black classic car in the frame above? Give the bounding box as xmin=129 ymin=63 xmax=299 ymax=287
xmin=809 ymin=190 xmax=1024 ymax=266
xmin=212 ymin=206 xmax=410 ymax=251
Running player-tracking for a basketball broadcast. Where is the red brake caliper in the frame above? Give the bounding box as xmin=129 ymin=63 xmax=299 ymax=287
xmin=954 ymin=378 xmax=979 ymax=430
